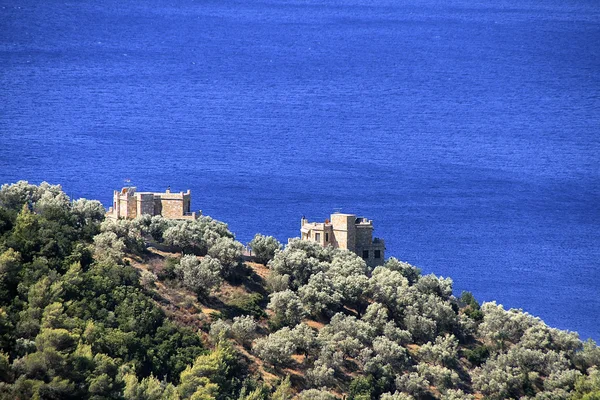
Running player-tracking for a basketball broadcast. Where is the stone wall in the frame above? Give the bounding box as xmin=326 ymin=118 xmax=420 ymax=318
xmin=107 ymin=187 xmax=196 ymax=220
xmin=355 ymin=225 xmax=373 ymax=249
xmin=138 ymin=193 xmax=155 ymax=216
xmin=300 ymin=212 xmax=385 ymax=267
xmin=331 ymin=213 xmax=356 ymax=252
xmin=159 ymin=197 xmax=185 ymax=219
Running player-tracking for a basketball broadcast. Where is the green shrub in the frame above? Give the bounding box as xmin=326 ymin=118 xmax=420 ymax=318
xmin=158 ymin=256 xmax=180 ymax=281
xmin=227 ymin=293 xmax=266 ymax=319
xmin=464 ymin=345 xmax=489 ymax=366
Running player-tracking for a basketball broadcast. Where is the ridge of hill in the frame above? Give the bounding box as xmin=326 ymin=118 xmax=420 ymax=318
xmin=0 ymin=181 xmax=598 ymax=400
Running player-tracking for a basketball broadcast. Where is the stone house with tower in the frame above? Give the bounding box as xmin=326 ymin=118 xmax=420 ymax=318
xmin=106 ymin=187 xmax=197 ymax=220
xmin=300 ymin=212 xmax=385 ymax=266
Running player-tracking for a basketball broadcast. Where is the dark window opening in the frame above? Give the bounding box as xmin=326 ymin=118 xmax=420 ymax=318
xmin=325 ymin=233 xmax=329 ymax=242
xmin=374 ymin=250 xmax=381 ymax=259
xmin=362 ymin=250 xmax=369 ymax=259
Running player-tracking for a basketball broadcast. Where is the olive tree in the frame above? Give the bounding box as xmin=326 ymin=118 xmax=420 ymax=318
xmin=252 ymin=324 xmax=316 ymax=366
xmin=209 ymin=319 xmax=231 ymax=340
xmin=298 ymin=272 xmax=342 ymax=318
xmin=207 ymin=237 xmax=243 ymax=276
xmin=163 ymin=222 xmax=209 ymax=255
xmin=289 ymin=323 xmax=318 ymax=357
xmin=306 ymin=360 xmax=336 ymax=388
xmin=369 ymin=267 xmax=411 ymax=312
xmin=416 ymin=362 xmax=459 ymax=390
xmin=404 ymin=294 xmax=458 ymax=342
xmin=362 ymin=302 xmax=390 ymax=333
xmin=0 ymin=181 xmax=64 ymax=210
xmin=318 ymin=313 xmax=375 ymax=361
xmin=269 ymin=248 xmax=323 ymax=289
xmin=415 ymin=274 xmax=453 ymax=300
xmin=362 ymin=336 xmax=408 ymax=375
xmin=419 ymin=334 xmax=459 ymax=367
xmin=575 ymin=339 xmax=600 ymax=370
xmin=265 ymin=272 xmax=291 ymax=293
xmin=395 ymin=372 xmax=430 ymax=398
xmin=230 ymin=315 xmax=258 ymax=345
xmin=146 ymin=215 xmax=176 ymax=242
xmin=253 ymin=327 xmax=296 ymax=367
xmin=93 ymin=232 xmax=125 ymax=264
xmin=176 ymin=255 xmax=223 ymax=297
xmin=267 ymin=290 xmax=306 ymax=327
xmin=297 ymin=389 xmax=336 ymax=400
xmin=332 ymin=272 xmax=370 ymax=308
xmin=100 ymin=218 xmax=145 ymax=254
xmin=71 ymin=198 xmax=105 ymax=226
xmin=471 ymin=359 xmax=523 ymax=400
xmin=326 ymin=251 xmax=367 ymax=278
xmin=441 ymin=389 xmax=474 ymax=400
xmin=543 ymin=369 xmax=581 ymax=393
xmin=383 ymin=322 xmax=412 ymax=345
xmin=249 ymin=234 xmax=282 ymax=265
xmin=384 ymin=258 xmax=421 ymax=285
xmin=380 ymin=392 xmax=415 ymax=400
xmin=478 ymin=302 xmax=541 ymax=351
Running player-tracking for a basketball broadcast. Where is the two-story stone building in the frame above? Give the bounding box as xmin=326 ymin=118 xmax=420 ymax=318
xmin=106 ymin=187 xmax=197 ymax=220
xmin=300 ymin=212 xmax=385 ymax=266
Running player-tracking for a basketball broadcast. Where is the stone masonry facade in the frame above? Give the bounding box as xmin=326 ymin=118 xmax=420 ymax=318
xmin=106 ymin=187 xmax=197 ymax=220
xmin=300 ymin=212 xmax=385 ymax=267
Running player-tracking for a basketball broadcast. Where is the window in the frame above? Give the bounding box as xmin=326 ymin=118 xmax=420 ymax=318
xmin=362 ymin=250 xmax=369 ymax=259
xmin=315 ymin=233 xmax=321 ymax=242
xmin=325 ymin=233 xmax=329 ymax=242
xmin=374 ymin=250 xmax=381 ymax=259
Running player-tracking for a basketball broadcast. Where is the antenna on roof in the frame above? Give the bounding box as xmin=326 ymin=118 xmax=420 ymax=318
xmin=333 ymin=207 xmax=342 ymax=213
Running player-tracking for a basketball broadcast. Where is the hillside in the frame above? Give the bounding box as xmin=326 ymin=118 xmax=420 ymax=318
xmin=0 ymin=181 xmax=598 ymax=400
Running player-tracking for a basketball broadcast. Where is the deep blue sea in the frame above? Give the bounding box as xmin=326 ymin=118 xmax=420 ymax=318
xmin=1 ymin=0 xmax=599 ymax=340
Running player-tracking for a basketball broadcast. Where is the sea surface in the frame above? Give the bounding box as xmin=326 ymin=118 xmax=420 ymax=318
xmin=1 ymin=0 xmax=599 ymax=340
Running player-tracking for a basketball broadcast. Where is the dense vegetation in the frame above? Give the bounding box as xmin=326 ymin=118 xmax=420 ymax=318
xmin=0 ymin=181 xmax=598 ymax=400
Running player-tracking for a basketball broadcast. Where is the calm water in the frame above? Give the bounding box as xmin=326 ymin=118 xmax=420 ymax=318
xmin=1 ymin=0 xmax=599 ymax=340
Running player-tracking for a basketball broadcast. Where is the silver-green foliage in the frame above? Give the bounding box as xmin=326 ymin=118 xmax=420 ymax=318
xmin=207 ymin=237 xmax=243 ymax=271
xmin=362 ymin=336 xmax=408 ymax=375
xmin=297 ymin=389 xmax=336 ymax=400
xmin=383 ymin=257 xmax=421 ymax=285
xmin=416 ymin=362 xmax=459 ymax=390
xmin=440 ymin=389 xmax=474 ymax=400
xmin=380 ymin=392 xmax=415 ymax=400
xmin=0 ymin=181 xmax=65 ymax=210
xmin=318 ymin=313 xmax=375 ymax=361
xmin=477 ymin=301 xmax=540 ymax=351
xmin=253 ymin=327 xmax=296 ymax=366
xmin=267 ymin=290 xmax=306 ymax=327
xmin=395 ymin=372 xmax=430 ymax=398
xmin=175 ymin=254 xmax=222 ymax=296
xmin=306 ymin=360 xmax=336 ymax=388
xmin=93 ymin=231 xmax=125 ymax=264
xmin=100 ymin=218 xmax=146 ymax=253
xmin=249 ymin=233 xmax=282 ymax=265
xmin=253 ymin=323 xmax=317 ymax=367
xmin=162 ymin=216 xmax=233 ymax=255
xmin=230 ymin=315 xmax=258 ymax=344
xmin=298 ymin=272 xmax=342 ymax=317
xmin=419 ymin=334 xmax=459 ymax=367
